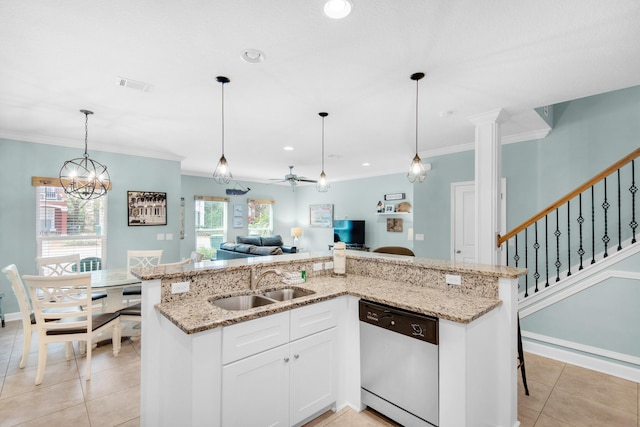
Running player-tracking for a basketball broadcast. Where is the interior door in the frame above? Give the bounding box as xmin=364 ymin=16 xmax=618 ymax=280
xmin=452 ymin=182 xmax=476 ymax=262
xmin=451 ymin=179 xmax=506 ymax=263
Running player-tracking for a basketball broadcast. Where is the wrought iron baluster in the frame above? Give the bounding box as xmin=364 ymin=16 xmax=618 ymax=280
xmin=602 ymin=177 xmax=610 ymax=258
xmin=577 ymin=193 xmax=585 ymax=270
xmin=555 ymin=208 xmax=561 ymax=282
xmin=525 ymin=228 xmax=529 ymax=295
xmin=617 ymin=169 xmax=622 ymax=251
xmin=514 ymin=234 xmax=525 ymax=297
xmin=591 ymin=185 xmax=596 ymax=264
xmin=630 ymin=159 xmax=637 ymax=244
xmin=534 ymin=222 xmax=539 ymax=292
xmin=545 ymin=215 xmax=549 ymax=287
xmin=566 ymin=200 xmax=571 ymax=277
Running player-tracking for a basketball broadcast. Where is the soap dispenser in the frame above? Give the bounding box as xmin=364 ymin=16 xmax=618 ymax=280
xmin=333 ymin=241 xmax=346 ymax=276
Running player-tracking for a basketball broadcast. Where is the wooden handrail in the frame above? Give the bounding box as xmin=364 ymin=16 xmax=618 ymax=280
xmin=497 ymin=147 xmax=640 ymax=247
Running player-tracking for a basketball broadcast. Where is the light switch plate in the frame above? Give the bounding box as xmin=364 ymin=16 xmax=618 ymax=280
xmin=313 ymin=262 xmax=323 ymax=271
xmin=324 ymin=261 xmax=334 ymax=269
xmin=157 ymin=233 xmax=165 ymax=240
xmin=415 ymin=233 xmax=425 ymax=241
xmin=172 ymin=281 xmax=190 ymax=293
xmin=165 ymin=233 xmax=173 ymax=240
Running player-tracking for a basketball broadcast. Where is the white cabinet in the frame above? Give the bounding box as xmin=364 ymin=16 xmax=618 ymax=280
xmin=290 ymin=328 xmax=337 ymax=425
xmin=221 ymin=300 xmax=339 ymax=427
xmin=222 ymin=344 xmax=290 ymax=427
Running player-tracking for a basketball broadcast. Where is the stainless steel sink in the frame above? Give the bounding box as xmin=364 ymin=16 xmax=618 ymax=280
xmin=262 ymin=287 xmax=315 ymax=301
xmin=211 ymin=295 xmax=276 ymax=311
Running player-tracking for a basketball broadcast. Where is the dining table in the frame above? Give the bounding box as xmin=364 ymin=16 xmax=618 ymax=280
xmin=90 ymin=268 xmax=142 ymax=338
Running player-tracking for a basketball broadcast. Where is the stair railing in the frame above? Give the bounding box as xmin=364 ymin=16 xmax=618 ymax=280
xmin=497 ymin=148 xmax=640 ymax=298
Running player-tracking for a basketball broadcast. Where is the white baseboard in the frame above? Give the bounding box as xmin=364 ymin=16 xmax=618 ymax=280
xmin=523 ymin=336 xmax=640 ymax=383
xmin=2 ymin=311 xmax=21 ymax=323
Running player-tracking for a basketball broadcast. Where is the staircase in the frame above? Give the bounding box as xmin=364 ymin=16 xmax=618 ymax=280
xmin=498 ymin=148 xmax=640 ymax=381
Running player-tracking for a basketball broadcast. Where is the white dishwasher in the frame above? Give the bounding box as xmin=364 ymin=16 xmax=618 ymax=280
xmin=359 ymin=299 xmax=439 ymax=427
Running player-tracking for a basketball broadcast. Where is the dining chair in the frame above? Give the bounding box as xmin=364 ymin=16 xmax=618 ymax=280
xmin=22 ymin=273 xmax=121 ymax=385
xmin=37 ymin=254 xmax=107 ymax=310
xmin=190 ymin=251 xmax=204 ymax=262
xmin=123 ymin=250 xmax=164 ymax=305
xmin=2 ymin=264 xmax=37 ymax=368
xmin=372 ymin=246 xmax=416 ymax=256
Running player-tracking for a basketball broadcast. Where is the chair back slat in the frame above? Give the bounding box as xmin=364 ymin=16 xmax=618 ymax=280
xmin=127 ymin=250 xmax=163 ymax=270
xmin=37 ymin=254 xmax=81 ymax=276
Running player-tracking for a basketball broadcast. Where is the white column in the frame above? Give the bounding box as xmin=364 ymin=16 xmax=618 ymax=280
xmin=469 ymin=109 xmax=507 ymax=265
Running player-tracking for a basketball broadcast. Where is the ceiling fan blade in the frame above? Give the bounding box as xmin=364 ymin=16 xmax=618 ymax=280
xmin=297 ymin=178 xmax=317 ymax=183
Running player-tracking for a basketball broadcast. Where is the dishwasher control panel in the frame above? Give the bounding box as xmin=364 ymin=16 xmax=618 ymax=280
xmin=359 ymin=300 xmax=438 ymax=345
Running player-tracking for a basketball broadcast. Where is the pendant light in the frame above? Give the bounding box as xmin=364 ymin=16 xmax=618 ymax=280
xmin=213 ymin=76 xmax=233 ymax=184
xmin=59 ymin=109 xmax=111 ymax=200
xmin=316 ymin=112 xmax=330 ymax=192
xmin=407 ymin=72 xmax=427 ymax=184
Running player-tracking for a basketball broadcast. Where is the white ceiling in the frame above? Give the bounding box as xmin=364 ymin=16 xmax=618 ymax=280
xmin=2 ymin=0 xmax=640 ymax=184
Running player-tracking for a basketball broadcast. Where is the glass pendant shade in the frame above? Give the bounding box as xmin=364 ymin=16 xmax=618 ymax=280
xmin=407 ymin=153 xmax=427 ymax=183
xmin=316 ymin=112 xmax=330 ymax=192
xmin=213 ymin=76 xmax=233 ymax=184
xmin=59 ymin=110 xmax=111 ymax=200
xmin=407 ymin=72 xmax=427 ymax=184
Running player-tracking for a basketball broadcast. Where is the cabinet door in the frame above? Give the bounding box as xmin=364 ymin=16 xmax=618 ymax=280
xmin=290 ymin=328 xmax=337 ymax=425
xmin=222 ymin=344 xmax=290 ymax=427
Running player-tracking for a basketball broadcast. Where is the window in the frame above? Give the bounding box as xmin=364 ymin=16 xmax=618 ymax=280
xmin=35 ymin=181 xmax=108 ymax=266
xmin=194 ymin=196 xmax=228 ymax=259
xmin=248 ymin=199 xmax=274 ymax=236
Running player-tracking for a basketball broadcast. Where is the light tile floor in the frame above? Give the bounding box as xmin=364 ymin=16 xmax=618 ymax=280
xmin=1 ymin=320 xmax=638 ymax=427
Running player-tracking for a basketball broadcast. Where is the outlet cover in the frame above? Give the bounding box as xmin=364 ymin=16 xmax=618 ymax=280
xmin=445 ymin=274 xmax=461 ymax=286
xmin=157 ymin=233 xmax=165 ymax=240
xmin=313 ymin=262 xmax=323 ymax=271
xmin=172 ymin=281 xmax=190 ymax=294
xmin=325 ymin=261 xmax=334 ymax=269
xmin=165 ymin=233 xmax=173 ymax=240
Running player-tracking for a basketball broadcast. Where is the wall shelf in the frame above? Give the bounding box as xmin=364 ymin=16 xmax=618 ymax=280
xmin=377 ymin=212 xmax=410 ymax=215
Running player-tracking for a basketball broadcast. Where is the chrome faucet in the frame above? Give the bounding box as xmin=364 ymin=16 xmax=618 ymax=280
xmin=250 ymin=268 xmax=283 ymax=290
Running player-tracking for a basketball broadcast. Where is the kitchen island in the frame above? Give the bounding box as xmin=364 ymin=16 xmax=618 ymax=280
xmin=133 ymin=251 xmax=526 ymax=427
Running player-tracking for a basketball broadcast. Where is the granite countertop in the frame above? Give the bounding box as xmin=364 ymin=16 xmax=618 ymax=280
xmin=155 ymin=274 xmax=502 ymax=334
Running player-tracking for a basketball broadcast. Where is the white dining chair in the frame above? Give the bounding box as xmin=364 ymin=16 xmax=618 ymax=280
xmin=123 ymin=249 xmax=164 ymax=305
xmin=2 ymin=264 xmax=38 ymax=368
xmin=22 ymin=273 xmax=121 ymax=385
xmin=36 ymin=254 xmax=81 ymax=276
xmin=37 ymin=254 xmax=107 ymax=310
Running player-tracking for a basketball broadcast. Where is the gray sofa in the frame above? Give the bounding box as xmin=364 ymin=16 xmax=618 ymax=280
xmin=216 ymin=235 xmax=297 ymax=260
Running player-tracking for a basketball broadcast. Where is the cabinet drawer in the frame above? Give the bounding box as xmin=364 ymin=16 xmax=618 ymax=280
xmin=290 ymin=299 xmax=339 ymax=341
xmin=222 ymin=311 xmax=289 ymax=364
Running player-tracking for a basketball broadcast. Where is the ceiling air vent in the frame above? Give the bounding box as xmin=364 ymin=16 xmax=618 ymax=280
xmin=115 ymin=77 xmax=154 ymax=93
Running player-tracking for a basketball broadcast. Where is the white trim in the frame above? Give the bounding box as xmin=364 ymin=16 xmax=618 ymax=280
xmin=2 ymin=312 xmax=22 ymax=323
xmin=520 ymin=269 xmax=640 ymax=318
xmin=519 ymin=241 xmax=640 ymax=316
xmin=502 ymin=128 xmax=551 ymax=145
xmin=522 ymin=335 xmax=640 ymax=383
xmin=523 ymin=331 xmax=640 ymax=366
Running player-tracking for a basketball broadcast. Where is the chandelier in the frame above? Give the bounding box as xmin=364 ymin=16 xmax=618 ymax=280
xmin=59 ymin=109 xmax=111 ymax=199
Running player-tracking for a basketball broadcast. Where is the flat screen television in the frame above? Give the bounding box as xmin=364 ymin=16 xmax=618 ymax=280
xmin=333 ymin=220 xmax=365 ymax=247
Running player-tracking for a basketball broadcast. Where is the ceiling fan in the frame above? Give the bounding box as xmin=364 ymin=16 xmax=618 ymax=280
xmin=270 ymin=166 xmax=317 ymax=189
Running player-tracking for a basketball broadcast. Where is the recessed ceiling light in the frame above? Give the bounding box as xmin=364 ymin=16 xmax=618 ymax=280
xmin=283 ymin=146 xmax=294 ymax=151
xmin=362 ymin=162 xmax=370 ymax=167
xmin=323 ymin=0 xmax=353 ymax=19
xmin=241 ymin=49 xmax=266 ymax=63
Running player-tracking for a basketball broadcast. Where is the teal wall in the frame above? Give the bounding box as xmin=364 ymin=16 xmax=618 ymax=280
xmin=0 ymin=138 xmax=182 ymax=314
xmin=179 ymin=175 xmax=297 ymax=256
xmin=295 ymin=173 xmax=414 ymax=252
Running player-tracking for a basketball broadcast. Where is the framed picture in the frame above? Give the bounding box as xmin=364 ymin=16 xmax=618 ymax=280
xmin=385 ymin=204 xmax=395 ymax=213
xmin=233 ymin=217 xmax=243 ymax=228
xmin=127 ymin=191 xmax=167 ymax=226
xmin=233 ymin=204 xmax=243 ymax=217
xmin=384 ymin=193 xmax=405 ymax=201
xmin=309 ymin=204 xmax=334 ymax=227
xmin=387 ymin=218 xmax=403 ymax=232
xmin=179 ymin=197 xmax=185 ymax=239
